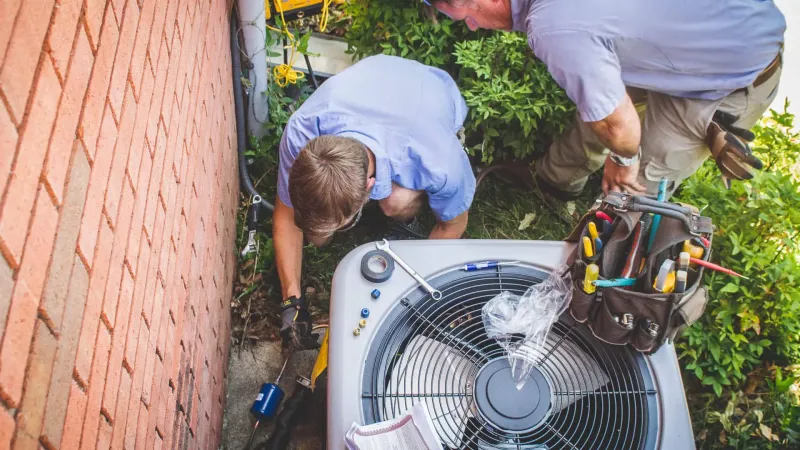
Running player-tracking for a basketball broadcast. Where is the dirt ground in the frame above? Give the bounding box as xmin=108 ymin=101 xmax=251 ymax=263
xmin=221 ymin=340 xmax=325 ymax=449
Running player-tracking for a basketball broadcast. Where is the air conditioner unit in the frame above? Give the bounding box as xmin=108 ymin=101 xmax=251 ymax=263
xmin=327 ymin=240 xmax=695 ymax=449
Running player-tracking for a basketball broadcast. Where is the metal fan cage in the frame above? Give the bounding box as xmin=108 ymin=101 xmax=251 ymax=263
xmin=361 ymin=265 xmax=659 ymax=450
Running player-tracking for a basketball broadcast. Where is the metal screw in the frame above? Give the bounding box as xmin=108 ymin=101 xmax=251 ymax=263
xmin=359 ymin=319 xmax=367 ymax=328
xmin=353 ymin=328 xmax=361 ymax=336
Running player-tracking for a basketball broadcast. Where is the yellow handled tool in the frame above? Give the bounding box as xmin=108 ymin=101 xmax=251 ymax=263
xmin=583 ymin=264 xmax=599 ymax=294
xmin=582 ymin=236 xmax=594 ymax=258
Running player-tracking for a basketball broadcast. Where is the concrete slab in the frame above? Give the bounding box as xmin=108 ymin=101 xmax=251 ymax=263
xmin=221 ymin=340 xmax=325 ymax=449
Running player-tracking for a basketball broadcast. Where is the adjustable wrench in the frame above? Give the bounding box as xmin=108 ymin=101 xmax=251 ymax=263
xmin=375 ymin=239 xmax=443 ymax=300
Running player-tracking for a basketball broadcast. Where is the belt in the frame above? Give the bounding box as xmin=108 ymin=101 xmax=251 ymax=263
xmin=735 ymin=52 xmax=782 ymax=94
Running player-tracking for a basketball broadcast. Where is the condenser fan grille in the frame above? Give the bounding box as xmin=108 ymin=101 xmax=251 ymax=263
xmin=362 ymin=267 xmax=659 ymax=450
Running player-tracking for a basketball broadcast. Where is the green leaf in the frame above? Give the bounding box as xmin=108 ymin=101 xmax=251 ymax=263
xmin=720 ymin=283 xmax=739 ymax=294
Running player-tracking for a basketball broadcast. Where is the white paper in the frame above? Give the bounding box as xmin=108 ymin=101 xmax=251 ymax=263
xmin=345 ymin=403 xmax=443 ymax=450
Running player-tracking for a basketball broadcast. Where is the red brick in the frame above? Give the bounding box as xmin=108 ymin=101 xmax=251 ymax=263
xmin=96 ymin=417 xmax=113 ymax=450
xmin=0 ymin=0 xmax=57 ymax=123
xmin=123 ymin=237 xmax=149 ymax=366
xmin=125 ymin=153 xmax=151 ymax=278
xmin=146 ymin=361 xmax=164 ymax=441
xmin=0 ymin=193 xmax=58 ymax=407
xmin=133 ymin=402 xmax=149 ymax=450
xmin=145 ymin=37 xmax=168 ymax=149
xmin=109 ymin=370 xmax=132 ymax=448
xmin=0 ymin=104 xmax=17 ymax=198
xmin=99 ymin=269 xmax=133 ymax=419
xmin=12 ymin=321 xmax=57 ymax=450
xmin=0 ymin=0 xmax=22 ymax=66
xmin=59 ymin=381 xmax=88 ymax=450
xmin=76 ymin=105 xmax=117 ymax=267
xmin=143 ymin=124 xmax=167 ymax=242
xmin=141 ymin=209 xmax=165 ymax=326
xmin=0 ymin=258 xmax=12 ymax=336
xmin=84 ymin=0 xmax=109 ymax=51
xmin=40 ymin=145 xmax=90 ymax=333
xmin=104 ymin=86 xmax=136 ymax=228
xmin=107 ymin=0 xmax=140 ymax=119
xmin=74 ymin=221 xmax=113 ymax=386
xmin=46 ymin=0 xmax=82 ymax=81
xmin=0 ymin=405 xmax=13 ymax=449
xmin=41 ymin=256 xmax=89 ymax=449
xmin=44 ymin=29 xmax=94 ymax=206
xmin=123 ymin=320 xmax=147 ymax=449
xmin=77 ymin=6 xmax=119 ymax=160
xmin=128 ymin=0 xmax=157 ymax=98
xmin=127 ymin=64 xmax=155 ymax=192
xmin=79 ymin=325 xmax=110 ymax=450
xmin=101 ymin=183 xmax=134 ymax=330
xmin=0 ymin=59 xmax=60 ymax=268
xmin=146 ymin=0 xmax=169 ymax=64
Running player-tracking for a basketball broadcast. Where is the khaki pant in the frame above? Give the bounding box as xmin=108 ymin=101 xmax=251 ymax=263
xmin=536 ymin=65 xmax=783 ymax=198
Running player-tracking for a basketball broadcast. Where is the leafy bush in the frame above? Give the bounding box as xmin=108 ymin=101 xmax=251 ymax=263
xmin=692 ymin=366 xmax=800 ymax=449
xmin=454 ymin=33 xmax=574 ymax=162
xmin=344 ymin=0 xmax=573 ymax=163
xmin=676 ymin=103 xmax=800 ymax=396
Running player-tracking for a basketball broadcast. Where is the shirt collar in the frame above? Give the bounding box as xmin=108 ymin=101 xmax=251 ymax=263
xmin=335 ymin=131 xmax=392 ymax=201
xmin=510 ymin=0 xmax=533 ymax=33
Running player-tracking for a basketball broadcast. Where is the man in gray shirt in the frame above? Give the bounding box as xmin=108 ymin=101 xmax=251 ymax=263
xmin=429 ymin=0 xmax=786 ymax=198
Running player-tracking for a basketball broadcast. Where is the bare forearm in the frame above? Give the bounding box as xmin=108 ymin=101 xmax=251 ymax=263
xmin=273 ymin=198 xmax=304 ymax=299
xmin=429 ymin=211 xmax=468 ymax=239
xmin=588 ymin=93 xmax=641 ymax=157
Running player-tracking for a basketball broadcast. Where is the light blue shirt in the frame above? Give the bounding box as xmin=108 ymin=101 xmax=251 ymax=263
xmin=511 ymin=0 xmax=786 ymax=122
xmin=277 ymin=55 xmax=474 ymax=222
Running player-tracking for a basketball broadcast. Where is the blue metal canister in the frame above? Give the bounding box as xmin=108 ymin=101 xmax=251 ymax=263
xmin=250 ymin=383 xmax=285 ymax=419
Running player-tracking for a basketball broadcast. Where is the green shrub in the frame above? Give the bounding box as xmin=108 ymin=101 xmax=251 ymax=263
xmin=676 ymin=103 xmax=800 ymax=396
xmin=454 ymin=33 xmax=574 ymax=163
xmin=343 ymin=0 xmax=574 ymax=163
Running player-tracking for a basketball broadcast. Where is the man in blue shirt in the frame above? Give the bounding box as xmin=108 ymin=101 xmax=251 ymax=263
xmin=274 ymin=55 xmax=475 ymax=350
xmin=430 ymin=0 xmax=785 ymax=198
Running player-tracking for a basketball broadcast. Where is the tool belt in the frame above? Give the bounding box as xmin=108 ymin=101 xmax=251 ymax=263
xmin=565 ymin=192 xmax=714 ymax=354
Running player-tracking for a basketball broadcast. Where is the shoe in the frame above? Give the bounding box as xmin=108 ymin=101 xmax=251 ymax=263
xmin=385 ymin=217 xmax=426 ymax=240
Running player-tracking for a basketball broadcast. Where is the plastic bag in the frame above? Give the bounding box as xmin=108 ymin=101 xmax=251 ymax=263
xmin=482 ymin=265 xmax=572 ymax=390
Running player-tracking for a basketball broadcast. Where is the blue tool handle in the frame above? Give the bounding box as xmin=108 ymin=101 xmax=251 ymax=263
xmin=463 ymin=261 xmax=499 ymax=271
xmin=594 ymin=278 xmax=637 ymax=288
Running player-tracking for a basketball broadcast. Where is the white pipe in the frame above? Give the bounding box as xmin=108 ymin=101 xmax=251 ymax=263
xmin=237 ymin=0 xmax=270 ymax=138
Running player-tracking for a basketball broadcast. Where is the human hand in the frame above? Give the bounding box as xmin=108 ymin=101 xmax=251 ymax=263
xmin=280 ymin=296 xmax=320 ymax=352
xmin=707 ymin=111 xmax=763 ymax=189
xmin=602 ymin=155 xmax=647 ymax=196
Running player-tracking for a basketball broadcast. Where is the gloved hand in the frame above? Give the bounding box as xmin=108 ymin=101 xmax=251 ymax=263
xmin=280 ymin=296 xmax=320 ymax=352
xmin=706 ymin=110 xmax=763 ymax=189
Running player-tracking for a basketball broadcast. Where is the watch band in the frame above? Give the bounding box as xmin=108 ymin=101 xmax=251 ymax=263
xmin=610 ymin=147 xmax=642 ymax=167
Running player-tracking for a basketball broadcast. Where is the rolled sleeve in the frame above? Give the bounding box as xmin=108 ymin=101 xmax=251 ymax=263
xmin=531 ymin=30 xmax=626 ymax=122
xmin=427 ymin=146 xmax=476 ymax=222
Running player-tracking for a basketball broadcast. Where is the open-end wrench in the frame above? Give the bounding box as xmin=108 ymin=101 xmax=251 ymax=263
xmin=375 ymin=239 xmax=443 ymax=300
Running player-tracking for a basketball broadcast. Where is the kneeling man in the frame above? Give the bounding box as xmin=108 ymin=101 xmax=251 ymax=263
xmin=274 ymin=55 xmax=475 ymax=350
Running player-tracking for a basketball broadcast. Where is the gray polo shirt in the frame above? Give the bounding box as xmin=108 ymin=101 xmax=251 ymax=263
xmin=512 ymin=0 xmax=786 ymax=121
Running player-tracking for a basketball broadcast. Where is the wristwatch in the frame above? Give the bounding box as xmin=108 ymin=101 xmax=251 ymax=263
xmin=609 ymin=147 xmax=642 ymax=167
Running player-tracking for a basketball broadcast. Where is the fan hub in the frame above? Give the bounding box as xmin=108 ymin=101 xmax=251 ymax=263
xmin=474 ymin=358 xmax=552 ymax=433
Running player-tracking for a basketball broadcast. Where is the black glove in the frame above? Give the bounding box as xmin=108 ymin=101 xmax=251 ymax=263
xmin=280 ymin=296 xmax=320 ymax=351
xmin=706 ymin=110 xmax=764 ymax=189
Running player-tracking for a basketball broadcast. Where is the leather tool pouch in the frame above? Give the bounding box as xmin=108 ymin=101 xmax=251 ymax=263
xmin=565 ymin=192 xmax=714 ymax=354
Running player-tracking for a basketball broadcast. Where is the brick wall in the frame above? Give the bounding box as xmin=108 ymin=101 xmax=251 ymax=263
xmin=0 ymin=0 xmax=238 ymax=448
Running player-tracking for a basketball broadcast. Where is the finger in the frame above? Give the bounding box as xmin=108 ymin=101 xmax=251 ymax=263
xmin=602 ymin=178 xmax=610 ymax=195
xmin=629 ymin=179 xmax=647 ymax=195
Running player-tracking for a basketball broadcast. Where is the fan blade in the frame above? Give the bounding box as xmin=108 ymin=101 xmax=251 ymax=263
xmin=387 ymin=335 xmax=479 ymax=448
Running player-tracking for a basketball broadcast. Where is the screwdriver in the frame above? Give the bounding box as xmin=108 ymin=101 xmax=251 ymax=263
xmin=583 ymin=264 xmax=599 ymax=294
xmin=690 ymin=257 xmax=749 ymax=280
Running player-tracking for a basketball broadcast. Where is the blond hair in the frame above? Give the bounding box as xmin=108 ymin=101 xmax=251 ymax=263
xmin=289 ymin=136 xmax=370 ymax=236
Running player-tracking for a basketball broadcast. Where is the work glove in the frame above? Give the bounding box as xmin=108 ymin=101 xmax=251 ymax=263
xmin=280 ymin=296 xmax=320 ymax=352
xmin=706 ymin=110 xmax=763 ymax=189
